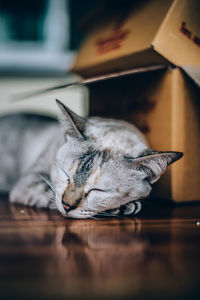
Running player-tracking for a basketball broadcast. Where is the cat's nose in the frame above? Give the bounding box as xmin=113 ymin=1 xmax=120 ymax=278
xmin=62 ymin=201 xmax=72 ymax=212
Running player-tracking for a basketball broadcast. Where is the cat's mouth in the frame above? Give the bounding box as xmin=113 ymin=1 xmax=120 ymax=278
xmin=61 ymin=199 xmax=142 ymax=219
xmin=62 ymin=203 xmax=72 ymax=212
xmin=62 ymin=200 xmax=79 ymax=213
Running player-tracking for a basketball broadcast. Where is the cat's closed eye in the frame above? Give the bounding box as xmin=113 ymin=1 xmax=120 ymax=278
xmin=85 ymin=188 xmax=107 ymax=197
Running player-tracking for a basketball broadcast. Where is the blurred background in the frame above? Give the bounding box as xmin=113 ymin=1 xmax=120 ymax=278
xmin=0 ymin=0 xmax=105 ymax=72
xmin=0 ymin=0 xmax=104 ymax=118
xmin=0 ymin=2 xmax=200 ymax=299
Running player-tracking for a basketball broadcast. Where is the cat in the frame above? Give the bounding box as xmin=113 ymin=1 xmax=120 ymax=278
xmin=0 ymin=99 xmax=183 ymax=219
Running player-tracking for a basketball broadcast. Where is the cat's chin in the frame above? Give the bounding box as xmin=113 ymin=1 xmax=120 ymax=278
xmin=66 ymin=210 xmax=95 ymax=219
xmin=60 ymin=200 xmax=143 ymax=219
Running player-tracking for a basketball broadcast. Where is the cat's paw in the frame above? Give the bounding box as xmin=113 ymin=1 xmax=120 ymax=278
xmin=9 ymin=173 xmax=54 ymax=208
xmin=123 ymin=201 xmax=142 ymax=215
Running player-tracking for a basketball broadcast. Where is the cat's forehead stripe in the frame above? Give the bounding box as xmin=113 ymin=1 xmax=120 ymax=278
xmin=74 ymin=150 xmax=107 ymax=187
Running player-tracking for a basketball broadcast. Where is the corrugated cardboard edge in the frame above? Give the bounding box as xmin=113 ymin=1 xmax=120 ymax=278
xmin=180 ymin=66 xmax=200 ymax=88
xmin=82 ymin=64 xmax=167 ymax=85
xmin=13 ymin=65 xmax=167 ymax=101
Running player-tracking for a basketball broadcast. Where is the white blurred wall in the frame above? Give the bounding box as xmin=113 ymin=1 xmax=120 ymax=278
xmin=0 ymin=76 xmax=89 ymax=118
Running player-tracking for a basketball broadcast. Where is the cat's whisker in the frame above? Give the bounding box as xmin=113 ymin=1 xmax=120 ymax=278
xmin=99 ymin=211 xmax=119 ymax=217
xmin=89 ymin=215 xmax=97 ymax=220
xmin=96 ymin=211 xmax=120 ymax=218
xmin=61 ymin=168 xmax=71 ymax=183
xmin=48 ymin=192 xmax=57 ymax=209
xmin=36 ymin=172 xmax=56 ymax=193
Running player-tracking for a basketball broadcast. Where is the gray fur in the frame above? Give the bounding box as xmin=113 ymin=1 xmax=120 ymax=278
xmin=0 ymin=101 xmax=183 ymax=219
xmin=74 ymin=150 xmax=101 ymax=187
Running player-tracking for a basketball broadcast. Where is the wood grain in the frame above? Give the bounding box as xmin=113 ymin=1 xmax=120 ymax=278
xmin=0 ymin=196 xmax=200 ymax=300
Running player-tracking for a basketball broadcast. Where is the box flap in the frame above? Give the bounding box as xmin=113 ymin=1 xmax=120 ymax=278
xmin=180 ymin=66 xmax=200 ymax=87
xmin=74 ymin=48 xmax=168 ymax=78
xmin=73 ymin=0 xmax=173 ymax=76
xmin=83 ymin=64 xmax=167 ymax=85
xmin=11 ymin=65 xmax=167 ymax=102
xmin=153 ymin=0 xmax=200 ymax=67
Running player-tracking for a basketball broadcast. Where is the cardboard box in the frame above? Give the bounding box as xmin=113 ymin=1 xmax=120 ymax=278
xmin=72 ymin=0 xmax=200 ymax=202
xmin=87 ymin=67 xmax=200 ymax=202
xmin=73 ymin=0 xmax=200 ymax=82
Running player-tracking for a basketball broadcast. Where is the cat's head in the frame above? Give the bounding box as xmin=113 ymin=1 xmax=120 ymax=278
xmin=51 ymin=100 xmax=183 ymax=219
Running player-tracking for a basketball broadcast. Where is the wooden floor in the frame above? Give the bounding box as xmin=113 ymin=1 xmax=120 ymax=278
xmin=0 ymin=196 xmax=200 ymax=300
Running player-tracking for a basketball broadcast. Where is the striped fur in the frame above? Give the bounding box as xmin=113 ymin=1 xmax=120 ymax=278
xmin=0 ymin=100 xmax=183 ymax=219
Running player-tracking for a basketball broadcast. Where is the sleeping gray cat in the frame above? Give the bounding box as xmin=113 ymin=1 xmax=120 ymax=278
xmin=0 ymin=99 xmax=182 ymax=219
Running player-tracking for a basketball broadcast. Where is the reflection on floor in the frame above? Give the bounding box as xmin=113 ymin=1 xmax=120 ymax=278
xmin=0 ymin=196 xmax=200 ymax=300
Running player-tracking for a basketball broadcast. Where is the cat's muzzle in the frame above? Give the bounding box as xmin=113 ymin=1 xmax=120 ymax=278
xmin=62 ymin=201 xmax=75 ymax=212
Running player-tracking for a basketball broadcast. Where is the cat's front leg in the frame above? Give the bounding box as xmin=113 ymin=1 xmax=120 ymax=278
xmin=110 ymin=201 xmax=142 ymax=216
xmin=123 ymin=201 xmax=142 ymax=216
xmin=9 ymin=172 xmax=55 ymax=209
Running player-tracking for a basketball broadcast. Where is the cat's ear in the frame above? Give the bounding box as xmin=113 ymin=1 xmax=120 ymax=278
xmin=125 ymin=151 xmax=183 ymax=184
xmin=56 ymin=99 xmax=87 ymax=139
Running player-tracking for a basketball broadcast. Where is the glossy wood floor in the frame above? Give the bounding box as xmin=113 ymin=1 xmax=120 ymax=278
xmin=0 ymin=196 xmax=200 ymax=300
